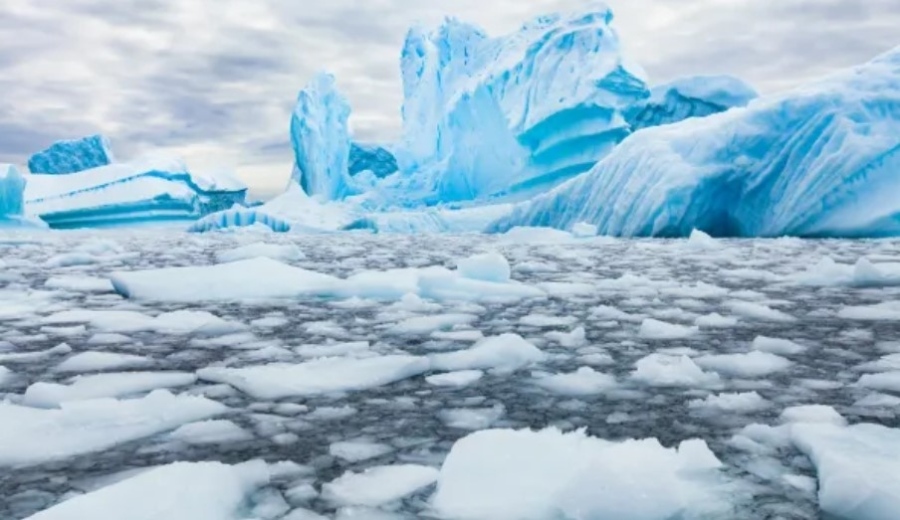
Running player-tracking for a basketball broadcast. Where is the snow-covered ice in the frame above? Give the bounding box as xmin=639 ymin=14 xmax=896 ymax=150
xmin=322 ymin=465 xmax=438 ymax=507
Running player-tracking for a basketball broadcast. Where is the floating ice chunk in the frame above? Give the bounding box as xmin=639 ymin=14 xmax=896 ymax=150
xmin=685 ymin=229 xmax=720 ymax=250
xmin=857 ymin=371 xmax=900 ymax=393
xmin=188 ymin=208 xmax=290 ymax=233
xmin=631 ymin=354 xmax=721 ymax=387
xmin=0 ymin=343 xmax=72 ymax=363
xmin=694 ymin=313 xmax=739 ymax=328
xmin=780 ymin=405 xmax=847 ymax=426
xmin=752 ymin=336 xmax=806 ymax=355
xmin=42 ymin=309 xmax=243 ymax=335
xmin=308 ymin=405 xmax=357 ymax=421
xmin=544 ymin=326 xmax=587 ymax=348
xmin=726 ymin=301 xmax=795 ymax=322
xmin=854 ymin=393 xmax=900 ymax=408
xmin=251 ymin=316 xmax=290 ymax=329
xmin=45 ymin=252 xmax=98 ymax=268
xmin=791 ymin=422 xmax=900 ymax=520
xmin=389 ymin=313 xmax=477 ymax=335
xmin=323 ymin=464 xmax=438 ymax=507
xmin=55 ymin=352 xmax=153 ymax=373
xmin=112 ymin=257 xmax=340 ymax=302
xmin=639 ymin=318 xmax=699 ymax=340
xmin=198 ymin=355 xmax=430 ymax=399
xmin=432 ymin=428 xmax=731 ymax=520
xmin=294 ymin=341 xmax=370 ymax=358
xmin=23 ymin=371 xmax=197 ymax=407
xmin=859 ymin=353 xmax=900 ymax=373
xmin=430 ymin=334 xmax=545 ymax=374
xmin=591 ymin=305 xmax=643 ymax=322
xmin=216 ymin=243 xmax=305 ymax=264
xmin=44 ymin=275 xmax=114 ymax=293
xmin=456 ymin=252 xmax=511 ymax=283
xmin=426 ymin=370 xmax=484 ymax=388
xmin=571 ymin=222 xmax=598 ymax=238
xmin=793 ymin=257 xmax=900 ymax=288
xmin=24 ymin=460 xmax=269 ymax=520
xmin=519 ymin=314 xmax=578 ymax=327
xmin=689 ymin=392 xmax=771 ymax=413
xmin=696 ymin=351 xmax=792 ymax=378
xmin=329 ymin=439 xmax=394 ymax=463
xmin=533 ymin=367 xmax=616 ymax=396
xmin=167 ymin=420 xmax=254 ymax=445
xmin=86 ymin=333 xmax=131 ymax=345
xmin=839 ymin=301 xmax=900 ymax=321
xmin=0 ymin=390 xmax=226 ymax=467
xmin=439 ymin=404 xmax=505 ymax=430
xmin=431 ymin=329 xmax=485 ymax=342
xmin=284 ymin=508 xmax=328 ymax=520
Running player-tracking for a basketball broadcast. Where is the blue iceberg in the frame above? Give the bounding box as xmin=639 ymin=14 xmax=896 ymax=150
xmin=188 ymin=208 xmax=291 ymax=233
xmin=625 ymin=75 xmax=757 ymax=131
xmin=0 ymin=164 xmax=44 ymax=227
xmin=25 ymin=157 xmax=247 ymax=229
xmin=386 ymin=6 xmax=649 ymax=205
xmin=290 ymin=73 xmax=354 ymax=201
xmin=349 ymin=142 xmax=398 ymax=178
xmin=28 ymin=134 xmax=115 ymax=175
xmin=489 ymin=46 xmax=900 ymax=237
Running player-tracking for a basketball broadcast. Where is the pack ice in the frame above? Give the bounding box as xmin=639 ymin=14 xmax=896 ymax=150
xmin=491 ymin=45 xmax=900 ymax=237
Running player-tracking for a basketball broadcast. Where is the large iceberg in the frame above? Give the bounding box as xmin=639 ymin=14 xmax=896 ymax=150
xmin=625 ymin=75 xmax=757 ymax=131
xmin=28 ymin=134 xmax=115 ymax=175
xmin=387 ymin=5 xmax=649 ymax=205
xmin=490 ymin=45 xmax=900 ymax=237
xmin=25 ymin=156 xmax=247 ymax=229
xmin=290 ymin=72 xmax=354 ymax=200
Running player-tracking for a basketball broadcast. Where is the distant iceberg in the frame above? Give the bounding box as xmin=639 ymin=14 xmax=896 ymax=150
xmin=625 ymin=75 xmax=757 ymax=131
xmin=290 ymin=73 xmax=354 ymax=201
xmin=490 ymin=46 xmax=900 ymax=237
xmin=28 ymin=134 xmax=115 ymax=175
xmin=25 ymin=156 xmax=247 ymax=229
xmin=385 ymin=6 xmax=649 ymax=205
xmin=0 ymin=164 xmax=45 ymax=227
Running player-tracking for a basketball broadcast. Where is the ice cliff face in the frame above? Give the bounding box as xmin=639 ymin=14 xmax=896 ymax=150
xmin=489 ymin=46 xmax=900 ymax=238
xmin=349 ymin=143 xmax=398 ymax=178
xmin=392 ymin=5 xmax=649 ymax=204
xmin=0 ymin=164 xmax=28 ymax=223
xmin=626 ymin=75 xmax=757 ymax=131
xmin=28 ymin=135 xmax=115 ymax=175
xmin=290 ymin=73 xmax=353 ymax=201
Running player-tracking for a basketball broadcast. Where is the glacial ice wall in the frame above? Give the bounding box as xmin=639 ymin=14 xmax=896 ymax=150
xmin=490 ymin=46 xmax=900 ymax=238
xmin=290 ymin=73 xmax=353 ymax=201
xmin=28 ymin=135 xmax=115 ymax=175
xmin=392 ymin=5 xmax=649 ymax=204
xmin=626 ymin=75 xmax=758 ymax=131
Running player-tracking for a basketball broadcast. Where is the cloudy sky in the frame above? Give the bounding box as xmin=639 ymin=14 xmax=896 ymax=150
xmin=2 ymin=0 xmax=898 ymax=196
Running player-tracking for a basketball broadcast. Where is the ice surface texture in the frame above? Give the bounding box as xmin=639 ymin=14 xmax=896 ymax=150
xmin=25 ymin=156 xmax=247 ymax=229
xmin=348 ymin=143 xmax=397 ymax=178
xmin=389 ymin=6 xmax=649 ymax=205
xmin=188 ymin=208 xmax=291 ymax=233
xmin=290 ymin=73 xmax=354 ymax=200
xmin=625 ymin=75 xmax=757 ymax=131
xmin=27 ymin=135 xmax=115 ymax=175
xmin=491 ymin=45 xmax=900 ymax=237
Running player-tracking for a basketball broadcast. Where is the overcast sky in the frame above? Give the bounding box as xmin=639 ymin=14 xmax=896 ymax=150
xmin=2 ymin=0 xmax=898 ymax=195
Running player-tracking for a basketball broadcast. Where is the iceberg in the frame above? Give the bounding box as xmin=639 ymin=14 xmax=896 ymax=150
xmin=290 ymin=72 xmax=354 ymax=200
xmin=349 ymin=142 xmax=398 ymax=178
xmin=491 ymin=46 xmax=900 ymax=237
xmin=0 ymin=164 xmax=44 ymax=227
xmin=25 ymin=156 xmax=247 ymax=229
xmin=27 ymin=134 xmax=115 ymax=175
xmin=188 ymin=208 xmax=291 ymax=233
xmin=625 ymin=75 xmax=757 ymax=131
xmin=388 ymin=5 xmax=648 ymax=205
